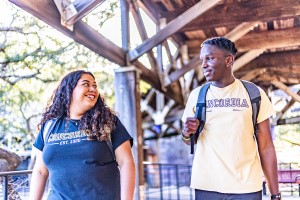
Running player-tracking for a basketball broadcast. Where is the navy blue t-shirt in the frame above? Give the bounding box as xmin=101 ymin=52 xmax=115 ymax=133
xmin=33 ymin=117 xmax=133 ymax=200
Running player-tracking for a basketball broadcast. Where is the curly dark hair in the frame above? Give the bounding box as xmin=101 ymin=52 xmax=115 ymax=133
xmin=38 ymin=70 xmax=116 ymax=141
xmin=201 ymin=37 xmax=238 ymax=57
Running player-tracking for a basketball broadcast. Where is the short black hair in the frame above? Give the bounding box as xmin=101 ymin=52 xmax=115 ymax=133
xmin=201 ymin=37 xmax=238 ymax=57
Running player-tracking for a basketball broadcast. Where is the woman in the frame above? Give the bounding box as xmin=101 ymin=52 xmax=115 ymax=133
xmin=29 ymin=70 xmax=135 ymax=200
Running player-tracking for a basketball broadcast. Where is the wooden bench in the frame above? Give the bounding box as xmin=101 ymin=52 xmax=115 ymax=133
xmin=263 ymin=169 xmax=300 ymax=196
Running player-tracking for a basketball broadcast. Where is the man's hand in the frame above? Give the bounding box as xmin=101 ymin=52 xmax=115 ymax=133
xmin=182 ymin=117 xmax=200 ymax=139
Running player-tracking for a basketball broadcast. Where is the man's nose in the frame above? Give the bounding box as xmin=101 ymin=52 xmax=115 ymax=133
xmin=201 ymin=60 xmax=207 ymax=68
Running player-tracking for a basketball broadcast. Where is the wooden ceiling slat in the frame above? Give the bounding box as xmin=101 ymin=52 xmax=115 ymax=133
xmin=239 ymin=49 xmax=300 ymax=72
xmin=128 ymin=0 xmax=222 ymax=61
xmin=130 ymin=1 xmax=157 ymax=69
xmin=233 ymin=49 xmax=265 ymax=72
xmin=275 ymin=89 xmax=300 ymax=123
xmin=271 ymin=81 xmax=300 ymax=102
xmin=167 ymin=0 xmax=300 ymax=32
xmin=225 ymin=21 xmax=259 ymax=42
xmin=188 ymin=27 xmax=300 ymax=54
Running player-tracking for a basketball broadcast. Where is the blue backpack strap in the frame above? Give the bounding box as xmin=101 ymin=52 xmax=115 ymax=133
xmin=191 ymin=82 xmax=211 ymax=154
xmin=241 ymin=80 xmax=261 ymax=139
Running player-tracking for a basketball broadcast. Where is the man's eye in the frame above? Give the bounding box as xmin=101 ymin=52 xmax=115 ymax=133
xmin=93 ymin=85 xmax=97 ymax=88
xmin=83 ymin=83 xmax=89 ymax=86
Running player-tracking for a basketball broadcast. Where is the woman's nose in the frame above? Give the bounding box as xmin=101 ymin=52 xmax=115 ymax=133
xmin=89 ymin=86 xmax=96 ymax=92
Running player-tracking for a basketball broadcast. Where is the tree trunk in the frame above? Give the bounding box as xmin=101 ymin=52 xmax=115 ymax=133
xmin=0 ymin=148 xmax=22 ymax=199
xmin=0 ymin=148 xmax=21 ymax=171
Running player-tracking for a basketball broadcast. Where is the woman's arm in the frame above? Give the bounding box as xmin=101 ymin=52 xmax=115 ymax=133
xmin=257 ymin=119 xmax=279 ymax=196
xmin=115 ymin=140 xmax=136 ymax=200
xmin=29 ymin=148 xmax=49 ymax=200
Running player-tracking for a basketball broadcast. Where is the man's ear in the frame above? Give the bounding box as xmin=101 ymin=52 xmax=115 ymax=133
xmin=226 ymin=54 xmax=234 ymax=66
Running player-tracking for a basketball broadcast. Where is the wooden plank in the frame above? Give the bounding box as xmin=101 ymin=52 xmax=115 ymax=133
xmin=128 ymin=0 xmax=221 ymax=61
xmin=163 ymin=0 xmax=300 ymax=31
xmin=239 ymin=49 xmax=300 ymax=71
xmin=168 ymin=56 xmax=201 ymax=84
xmin=60 ymin=0 xmax=106 ymax=25
xmin=121 ymin=0 xmax=130 ymax=52
xmin=161 ymin=0 xmax=175 ymax=11
xmin=133 ymin=61 xmax=183 ymax=104
xmin=188 ymin=27 xmax=300 ymax=53
xmin=130 ymin=1 xmax=157 ymax=69
xmin=275 ymin=89 xmax=300 ymax=122
xmin=233 ymin=49 xmax=265 ymax=72
xmin=271 ymin=81 xmax=300 ymax=102
xmin=240 ymin=68 xmax=267 ymax=81
xmin=236 ymin=27 xmax=300 ymax=52
xmin=225 ymin=21 xmax=259 ymax=42
xmin=9 ymin=0 xmax=126 ymax=66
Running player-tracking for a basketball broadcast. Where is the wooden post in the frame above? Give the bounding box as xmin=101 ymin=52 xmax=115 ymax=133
xmin=114 ymin=66 xmax=144 ymax=200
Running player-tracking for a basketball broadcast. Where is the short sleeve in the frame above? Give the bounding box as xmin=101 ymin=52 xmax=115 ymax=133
xmin=257 ymin=87 xmax=276 ymax=123
xmin=111 ymin=117 xmax=133 ymax=150
xmin=33 ymin=125 xmax=45 ymax=151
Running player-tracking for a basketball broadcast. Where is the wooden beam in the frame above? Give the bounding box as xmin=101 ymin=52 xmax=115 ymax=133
xmin=128 ymin=0 xmax=221 ymax=61
xmin=257 ymin=75 xmax=300 ymax=85
xmin=225 ymin=21 xmax=259 ymax=42
xmin=53 ymin=0 xmax=106 ymax=26
xmin=188 ymin=27 xmax=300 ymax=54
xmin=240 ymin=68 xmax=267 ymax=81
xmin=168 ymin=56 xmax=201 ymax=84
xmin=130 ymin=1 xmax=157 ymax=69
xmin=133 ymin=61 xmax=183 ymax=104
xmin=275 ymin=89 xmax=300 ymax=122
xmin=238 ymin=49 xmax=300 ymax=72
xmin=137 ymin=0 xmax=159 ymax=23
xmin=233 ymin=49 xmax=265 ymax=72
xmin=163 ymin=0 xmax=300 ymax=31
xmin=235 ymin=27 xmax=300 ymax=52
xmin=271 ymin=81 xmax=300 ymax=102
xmin=9 ymin=0 xmax=126 ymax=66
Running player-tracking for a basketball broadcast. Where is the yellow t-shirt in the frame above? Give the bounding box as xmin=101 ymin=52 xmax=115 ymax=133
xmin=181 ymin=79 xmax=275 ymax=193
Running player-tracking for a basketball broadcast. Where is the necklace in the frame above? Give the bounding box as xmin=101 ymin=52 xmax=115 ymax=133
xmin=68 ymin=118 xmax=80 ymax=125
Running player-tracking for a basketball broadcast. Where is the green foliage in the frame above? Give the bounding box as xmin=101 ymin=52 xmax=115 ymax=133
xmin=0 ymin=1 xmax=118 ymax=156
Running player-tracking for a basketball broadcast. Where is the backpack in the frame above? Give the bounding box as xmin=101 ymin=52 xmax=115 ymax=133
xmin=42 ymin=118 xmax=116 ymax=160
xmin=190 ymin=80 xmax=261 ymax=154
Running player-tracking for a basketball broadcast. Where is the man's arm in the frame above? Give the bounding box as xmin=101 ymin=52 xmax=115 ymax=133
xmin=257 ymin=119 xmax=280 ymax=196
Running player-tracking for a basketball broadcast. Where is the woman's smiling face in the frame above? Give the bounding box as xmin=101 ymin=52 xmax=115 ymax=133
xmin=69 ymin=73 xmax=100 ymax=118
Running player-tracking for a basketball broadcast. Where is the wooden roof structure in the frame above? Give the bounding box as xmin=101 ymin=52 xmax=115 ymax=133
xmin=9 ymin=0 xmax=300 ymax=138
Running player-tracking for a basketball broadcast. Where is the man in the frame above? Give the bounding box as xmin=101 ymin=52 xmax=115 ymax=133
xmin=181 ymin=37 xmax=280 ymax=200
